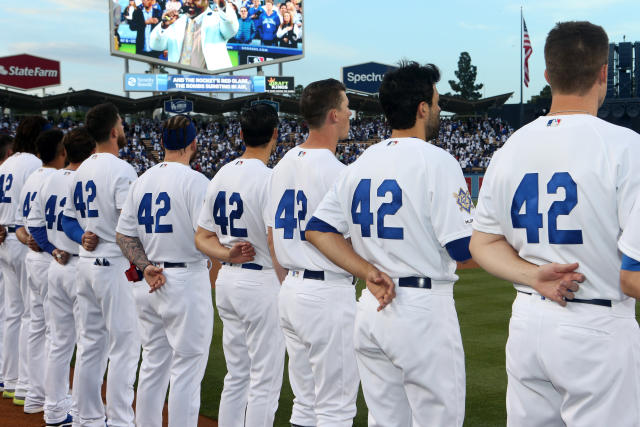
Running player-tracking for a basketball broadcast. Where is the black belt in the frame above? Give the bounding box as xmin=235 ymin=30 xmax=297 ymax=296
xmin=517 ymin=290 xmax=612 ymax=307
xmin=303 ymin=269 xmax=324 ymax=280
xmin=6 ymin=225 xmax=17 ymax=233
xmin=164 ymin=262 xmax=186 ymax=268
xmin=222 ymin=262 xmax=263 ymax=271
xmin=398 ymin=276 xmax=432 ymax=289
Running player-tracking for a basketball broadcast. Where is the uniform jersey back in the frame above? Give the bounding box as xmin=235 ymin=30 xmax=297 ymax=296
xmin=18 ymin=167 xmax=56 ymax=260
xmin=116 ymin=162 xmax=209 ymax=263
xmin=313 ymin=137 xmax=473 ymax=281
xmin=63 ymin=152 xmax=138 ymax=258
xmin=268 ymin=146 xmax=347 ymax=273
xmin=28 ymin=169 xmax=80 ymax=255
xmin=0 ymin=153 xmax=42 ymax=230
xmin=198 ymin=159 xmax=273 ymax=268
xmin=474 ymin=114 xmax=640 ymax=301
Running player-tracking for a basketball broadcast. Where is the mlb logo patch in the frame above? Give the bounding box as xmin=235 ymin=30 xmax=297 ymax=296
xmin=159 ymin=163 xmax=168 ymax=168
xmin=547 ymin=119 xmax=562 ymax=127
xmin=91 ymin=154 xmax=98 ymax=159
xmin=298 ymin=151 xmax=306 ymax=158
xmin=386 ymin=140 xmax=399 ymax=146
xmin=235 ymin=160 xmax=243 ymax=166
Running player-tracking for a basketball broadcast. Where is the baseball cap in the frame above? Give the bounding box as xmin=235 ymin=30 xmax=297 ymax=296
xmin=162 ymin=115 xmax=196 ymax=150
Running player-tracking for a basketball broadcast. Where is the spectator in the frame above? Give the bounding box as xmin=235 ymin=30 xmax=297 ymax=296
xmin=129 ymin=0 xmax=163 ymax=57
xmin=276 ymin=11 xmax=300 ymax=48
xmin=233 ymin=6 xmax=256 ymax=43
xmin=256 ymin=0 xmax=280 ymax=46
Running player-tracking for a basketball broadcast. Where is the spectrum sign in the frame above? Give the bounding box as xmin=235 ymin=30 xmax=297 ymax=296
xmin=341 ymin=62 xmax=397 ymax=94
xmin=0 ymin=54 xmax=61 ymax=90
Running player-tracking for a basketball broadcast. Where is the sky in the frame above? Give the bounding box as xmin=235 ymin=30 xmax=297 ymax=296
xmin=1 ymin=0 xmax=639 ymax=103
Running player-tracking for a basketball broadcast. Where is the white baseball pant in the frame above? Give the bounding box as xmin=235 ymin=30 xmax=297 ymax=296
xmin=506 ymin=292 xmax=640 ymax=427
xmin=44 ymin=256 xmax=80 ymax=424
xmin=74 ymin=256 xmax=141 ymax=427
xmin=0 ymin=238 xmax=30 ymax=397
xmin=0 ymin=271 xmax=4 ymax=387
xmin=132 ymin=261 xmax=213 ymax=427
xmin=278 ymin=272 xmax=359 ymax=427
xmin=354 ymin=284 xmax=465 ymax=427
xmin=215 ymin=265 xmax=285 ymax=427
xmin=25 ymin=253 xmax=53 ymax=411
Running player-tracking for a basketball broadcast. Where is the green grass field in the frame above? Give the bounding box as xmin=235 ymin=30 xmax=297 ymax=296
xmin=199 ymin=269 xmax=640 ymax=425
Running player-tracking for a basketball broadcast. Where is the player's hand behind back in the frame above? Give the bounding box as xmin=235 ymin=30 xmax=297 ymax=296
xmin=82 ymin=231 xmax=99 ymax=252
xmin=144 ymin=264 xmax=166 ymax=293
xmin=366 ymin=267 xmax=396 ymax=311
xmin=228 ymin=241 xmax=256 ymax=264
xmin=27 ymin=235 xmax=42 ymax=252
xmin=533 ymin=262 xmax=585 ymax=307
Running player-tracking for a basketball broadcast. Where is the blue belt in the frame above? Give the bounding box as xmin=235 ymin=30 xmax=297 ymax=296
xmin=302 ymin=269 xmax=324 ymax=280
xmin=222 ymin=262 xmax=263 ymax=270
xmin=517 ymin=290 xmax=611 ymax=307
xmin=398 ymin=276 xmax=432 ymax=289
xmin=164 ymin=262 xmax=186 ymax=268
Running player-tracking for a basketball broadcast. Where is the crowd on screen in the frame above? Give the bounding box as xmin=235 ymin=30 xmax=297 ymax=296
xmin=0 ymin=115 xmax=512 ymax=178
xmin=115 ymin=0 xmax=303 ymax=51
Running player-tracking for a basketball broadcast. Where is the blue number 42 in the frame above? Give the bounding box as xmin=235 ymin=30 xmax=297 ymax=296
xmin=137 ymin=192 xmax=173 ymax=233
xmin=511 ymin=172 xmax=582 ymax=244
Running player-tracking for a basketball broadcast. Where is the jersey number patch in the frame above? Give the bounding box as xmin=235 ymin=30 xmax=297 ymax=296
xmin=0 ymin=174 xmax=13 ymax=203
xmin=73 ymin=180 xmax=99 ymax=218
xmin=511 ymin=172 xmax=583 ymax=244
xmin=137 ymin=192 xmax=173 ymax=233
xmin=22 ymin=192 xmax=37 ymax=218
xmin=45 ymin=195 xmax=66 ymax=231
xmin=351 ymin=179 xmax=403 ymax=240
xmin=213 ymin=191 xmax=248 ymax=237
xmin=275 ymin=189 xmax=307 ymax=240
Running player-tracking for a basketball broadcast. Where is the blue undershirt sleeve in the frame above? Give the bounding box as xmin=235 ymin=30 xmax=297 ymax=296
xmin=305 ymin=216 xmax=341 ymax=235
xmin=61 ymin=215 xmax=84 ymax=245
xmin=445 ymin=236 xmax=472 ymax=262
xmin=28 ymin=226 xmax=56 ymax=255
xmin=621 ymin=253 xmax=640 ymax=271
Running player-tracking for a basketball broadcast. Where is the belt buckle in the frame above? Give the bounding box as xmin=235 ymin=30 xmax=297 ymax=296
xmin=291 ymin=270 xmax=300 ymax=277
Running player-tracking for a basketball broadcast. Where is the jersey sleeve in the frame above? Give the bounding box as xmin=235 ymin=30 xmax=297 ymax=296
xmin=115 ymin=181 xmax=139 ymax=237
xmin=311 ymin=173 xmax=349 ymax=235
xmin=62 ymin=178 xmax=78 ymax=219
xmin=429 ymin=153 xmax=474 ymax=246
xmin=615 ymin=132 xmax=640 ymax=230
xmin=197 ymin=178 xmax=218 ymax=233
xmin=619 ymin=195 xmax=640 ymax=262
xmin=472 ymin=149 xmax=504 ymax=235
xmin=27 ymin=183 xmax=46 ymax=228
xmin=188 ymin=174 xmax=209 ymax=232
xmin=259 ymin=170 xmax=273 ymax=234
xmin=15 ymin=186 xmax=29 ymax=227
xmin=113 ymin=163 xmax=138 ymax=210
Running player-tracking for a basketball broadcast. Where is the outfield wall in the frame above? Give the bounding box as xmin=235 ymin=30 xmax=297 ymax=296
xmin=464 ymin=173 xmax=484 ymax=199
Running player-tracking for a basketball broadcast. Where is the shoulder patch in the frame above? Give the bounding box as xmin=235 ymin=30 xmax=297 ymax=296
xmin=297 ymin=151 xmax=306 ymax=158
xmin=453 ymin=188 xmax=473 ymax=213
xmin=386 ymin=140 xmax=398 ymax=146
xmin=546 ymin=118 xmax=561 ymax=127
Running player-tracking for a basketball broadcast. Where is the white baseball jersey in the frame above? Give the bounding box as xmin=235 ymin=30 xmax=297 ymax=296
xmin=474 ymin=114 xmax=640 ymax=301
xmin=116 ymin=162 xmax=209 ymax=263
xmin=198 ymin=158 xmax=272 ymax=268
xmin=312 ymin=137 xmax=473 ymax=281
xmin=0 ymin=153 xmax=42 ymax=235
xmin=17 ymin=167 xmax=56 ymax=261
xmin=63 ymin=153 xmax=138 ymax=258
xmin=618 ymin=197 xmax=640 ymax=262
xmin=268 ymin=146 xmax=347 ymax=273
xmin=28 ymin=169 xmax=80 ymax=255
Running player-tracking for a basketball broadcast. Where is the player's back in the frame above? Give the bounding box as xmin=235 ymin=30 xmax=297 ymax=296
xmin=120 ymin=161 xmax=208 ymax=263
xmin=323 ymin=137 xmax=473 ymax=282
xmin=476 ymin=114 xmax=640 ymax=301
xmin=18 ymin=166 xmax=56 ymax=260
xmin=201 ymin=158 xmax=273 ymax=268
xmin=269 ymin=146 xmax=347 ymax=273
xmin=0 ymin=152 xmax=42 ymax=227
xmin=64 ymin=152 xmax=138 ymax=258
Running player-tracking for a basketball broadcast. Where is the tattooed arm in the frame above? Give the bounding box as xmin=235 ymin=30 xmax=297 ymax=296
xmin=116 ymin=232 xmax=166 ymax=292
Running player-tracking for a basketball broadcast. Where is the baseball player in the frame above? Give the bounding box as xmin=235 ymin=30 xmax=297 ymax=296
xmin=115 ymin=115 xmax=213 ymax=427
xmin=16 ymin=129 xmax=67 ymax=414
xmin=195 ymin=104 xmax=285 ymax=427
xmin=28 ymin=127 xmax=96 ymax=426
xmin=470 ymin=22 xmax=640 ymax=426
xmin=0 ymin=116 xmax=47 ymax=404
xmin=268 ymin=79 xmax=359 ymax=426
xmin=620 ymin=200 xmax=640 ymax=298
xmin=306 ymin=62 xmax=473 ymax=426
xmin=0 ymin=133 xmax=15 ymax=394
xmin=61 ymin=103 xmax=141 ymax=427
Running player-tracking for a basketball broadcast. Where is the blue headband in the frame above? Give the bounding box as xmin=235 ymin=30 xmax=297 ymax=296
xmin=162 ymin=120 xmax=196 ymax=150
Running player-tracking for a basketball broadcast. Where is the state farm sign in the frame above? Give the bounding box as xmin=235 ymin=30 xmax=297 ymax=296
xmin=0 ymin=54 xmax=60 ymax=90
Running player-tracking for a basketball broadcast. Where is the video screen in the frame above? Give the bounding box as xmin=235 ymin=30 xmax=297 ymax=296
xmin=110 ymin=0 xmax=304 ymax=73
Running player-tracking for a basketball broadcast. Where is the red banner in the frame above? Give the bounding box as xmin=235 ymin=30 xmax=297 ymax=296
xmin=0 ymin=54 xmax=60 ymax=90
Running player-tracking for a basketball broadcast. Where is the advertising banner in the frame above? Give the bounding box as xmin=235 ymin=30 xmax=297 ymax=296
xmin=164 ymin=99 xmax=194 ymax=114
xmin=125 ymin=74 xmax=293 ymax=94
xmin=0 ymin=54 xmax=61 ymax=90
xmin=341 ymin=62 xmax=397 ymax=94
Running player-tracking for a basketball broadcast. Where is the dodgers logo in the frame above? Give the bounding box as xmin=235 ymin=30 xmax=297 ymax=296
xmin=452 ymin=188 xmax=473 ymax=213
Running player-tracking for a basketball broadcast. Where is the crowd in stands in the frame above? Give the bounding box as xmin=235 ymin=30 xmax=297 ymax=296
xmin=0 ymin=115 xmax=513 ymax=178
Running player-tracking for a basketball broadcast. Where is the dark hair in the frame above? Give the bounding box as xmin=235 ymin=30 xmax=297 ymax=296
xmin=379 ymin=61 xmax=441 ymax=130
xmin=63 ymin=127 xmax=96 ymax=164
xmin=35 ymin=129 xmax=64 ymax=164
xmin=544 ymin=21 xmax=609 ymax=95
xmin=0 ymin=134 xmax=13 ymax=162
xmin=85 ymin=102 xmax=120 ymax=143
xmin=14 ymin=116 xmax=49 ymax=154
xmin=299 ymin=79 xmax=346 ymax=129
xmin=240 ymin=104 xmax=279 ymax=147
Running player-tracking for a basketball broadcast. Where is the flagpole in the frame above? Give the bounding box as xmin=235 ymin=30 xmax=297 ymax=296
xmin=520 ymin=6 xmax=524 ymax=126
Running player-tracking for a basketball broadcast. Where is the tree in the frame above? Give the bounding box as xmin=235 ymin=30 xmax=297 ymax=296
xmin=290 ymin=84 xmax=304 ymax=100
xmin=448 ymin=52 xmax=483 ymax=100
xmin=528 ymin=85 xmax=552 ymax=104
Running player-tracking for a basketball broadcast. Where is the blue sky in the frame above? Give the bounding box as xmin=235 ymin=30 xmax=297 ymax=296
xmin=1 ymin=0 xmax=639 ymax=103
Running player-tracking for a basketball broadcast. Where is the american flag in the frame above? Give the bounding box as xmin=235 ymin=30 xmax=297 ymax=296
xmin=523 ymin=17 xmax=532 ymax=87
